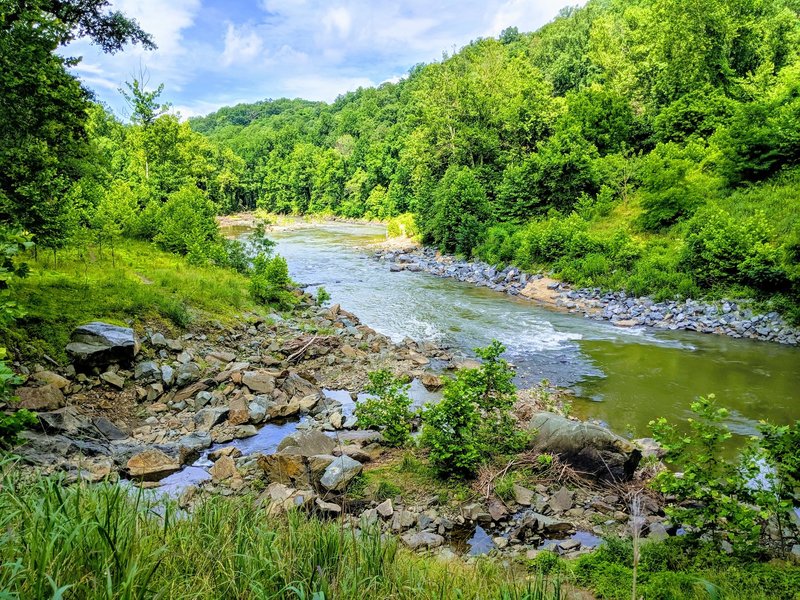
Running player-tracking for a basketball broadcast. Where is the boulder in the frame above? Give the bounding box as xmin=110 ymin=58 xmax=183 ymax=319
xmin=376 ymin=498 xmax=394 ymax=518
xmin=319 ymin=455 xmax=362 ymax=491
xmin=281 ymin=373 xmax=319 ymax=398
xmin=227 ymin=396 xmax=250 ymax=426
xmin=315 ymin=498 xmax=342 ymax=514
xmin=258 ymin=453 xmax=309 ymax=486
xmin=126 ymin=449 xmax=180 ymax=480
xmin=66 ymin=322 xmax=137 ymax=369
xmin=277 ymin=429 xmax=336 ymax=457
xmin=17 ymin=385 xmax=64 ymax=411
xmin=528 ymin=412 xmax=641 ymax=481
xmin=241 ymin=371 xmax=276 ymax=394
xmin=420 ymin=373 xmax=443 ymax=390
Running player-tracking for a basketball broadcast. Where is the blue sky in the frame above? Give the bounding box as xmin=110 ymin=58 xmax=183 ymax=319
xmin=65 ymin=0 xmax=581 ymax=120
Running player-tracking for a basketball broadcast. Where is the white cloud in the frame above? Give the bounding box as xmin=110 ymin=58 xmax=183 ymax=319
xmin=221 ymin=23 xmax=264 ymax=66
xmin=61 ymin=0 xmax=582 ymax=119
xmin=324 ymin=7 xmax=352 ymax=37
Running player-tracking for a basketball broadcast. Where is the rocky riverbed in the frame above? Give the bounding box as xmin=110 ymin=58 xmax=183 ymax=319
xmin=375 ymin=246 xmax=800 ymax=346
xmin=8 ymin=282 xmax=798 ymax=563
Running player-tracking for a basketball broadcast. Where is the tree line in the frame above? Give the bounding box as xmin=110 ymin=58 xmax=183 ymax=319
xmin=192 ymin=0 xmax=800 ymax=319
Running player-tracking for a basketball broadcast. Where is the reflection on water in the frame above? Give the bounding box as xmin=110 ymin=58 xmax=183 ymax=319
xmin=261 ymin=223 xmax=800 ymax=438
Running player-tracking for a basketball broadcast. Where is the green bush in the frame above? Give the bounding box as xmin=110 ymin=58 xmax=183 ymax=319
xmin=154 ymin=186 xmax=220 ymax=256
xmin=250 ymin=253 xmax=294 ymax=309
xmin=681 ymin=206 xmax=787 ymax=292
xmin=422 ymin=341 xmax=527 ymax=477
xmin=649 ymin=395 xmax=763 ymax=555
xmin=354 ymin=370 xmax=415 ymax=447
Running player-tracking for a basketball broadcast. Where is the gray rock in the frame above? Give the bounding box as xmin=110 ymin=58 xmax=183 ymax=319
xmin=100 ymin=371 xmax=125 ymax=389
xmin=93 ymin=417 xmax=128 ymax=440
xmin=66 ymin=322 xmax=137 ymax=369
xmin=528 ymin=412 xmax=641 ymax=481
xmin=513 ymin=484 xmax=534 ymax=506
xmin=248 ymin=399 xmax=267 ymax=424
xmin=376 ymin=498 xmax=394 ymax=518
xmin=401 ymin=531 xmax=444 ymax=550
xmin=549 ymin=487 xmax=574 ymax=513
xmin=319 ymin=455 xmax=363 ymax=491
xmin=150 ymin=332 xmax=168 ymax=347
xmin=175 ymin=363 xmax=201 ymax=387
xmin=277 ymin=429 xmax=336 ymax=457
xmin=161 ymin=365 xmax=175 ymax=387
xmin=194 ymin=407 xmax=229 ymax=431
xmin=135 ymin=361 xmax=161 ymax=383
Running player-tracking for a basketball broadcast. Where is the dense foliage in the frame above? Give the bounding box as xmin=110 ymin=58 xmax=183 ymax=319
xmin=650 ymin=396 xmax=800 ymax=556
xmin=191 ymin=0 xmax=800 ymax=319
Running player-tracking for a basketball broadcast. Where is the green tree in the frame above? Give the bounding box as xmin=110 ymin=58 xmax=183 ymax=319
xmin=424 ymin=166 xmax=489 ymax=256
xmin=0 ymin=0 xmax=152 ymax=249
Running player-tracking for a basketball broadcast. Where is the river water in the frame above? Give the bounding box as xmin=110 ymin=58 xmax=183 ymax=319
xmin=265 ymin=222 xmax=800 ymax=438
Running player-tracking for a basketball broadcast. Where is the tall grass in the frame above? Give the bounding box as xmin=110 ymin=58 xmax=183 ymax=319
xmin=0 ymin=463 xmax=561 ymax=599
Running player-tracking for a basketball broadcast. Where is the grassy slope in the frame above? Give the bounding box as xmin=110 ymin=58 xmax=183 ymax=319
xmin=6 ymin=239 xmax=262 ymax=362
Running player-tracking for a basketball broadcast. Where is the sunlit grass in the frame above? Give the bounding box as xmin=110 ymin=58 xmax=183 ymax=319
xmin=7 ymin=239 xmax=261 ymax=361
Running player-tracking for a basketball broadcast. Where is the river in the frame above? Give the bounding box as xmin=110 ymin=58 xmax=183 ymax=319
xmin=263 ymin=222 xmax=800 ymax=438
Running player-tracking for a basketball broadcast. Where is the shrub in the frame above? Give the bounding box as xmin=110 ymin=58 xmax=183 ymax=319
xmin=0 ymin=353 xmax=37 ymax=450
xmin=154 ymin=186 xmax=220 ymax=256
xmin=250 ymin=253 xmax=294 ymax=309
xmin=649 ymin=395 xmax=763 ymax=555
xmin=422 ymin=341 xmax=527 ymax=477
xmin=354 ymin=370 xmax=415 ymax=447
xmin=315 ymin=286 xmax=331 ymax=306
xmin=681 ymin=206 xmax=787 ymax=292
xmin=386 ymin=213 xmax=419 ymax=239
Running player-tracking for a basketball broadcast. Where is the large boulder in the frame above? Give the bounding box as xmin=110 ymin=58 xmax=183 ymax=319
xmin=66 ymin=322 xmax=137 ymax=370
xmin=528 ymin=412 xmax=641 ymax=482
xmin=319 ymin=455 xmax=362 ymax=491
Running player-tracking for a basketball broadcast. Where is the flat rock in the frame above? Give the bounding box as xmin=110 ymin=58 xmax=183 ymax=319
xmin=100 ymin=371 xmax=125 ymax=389
xmin=241 ymin=371 xmax=276 ymax=394
xmin=33 ymin=371 xmax=69 ymax=390
xmin=401 ymin=531 xmax=444 ymax=550
xmin=277 ymin=429 xmax=336 ymax=457
xmin=127 ymin=449 xmax=180 ymax=480
xmin=549 ymin=487 xmax=574 ymax=513
xmin=66 ymin=322 xmax=137 ymax=369
xmin=17 ymin=385 xmax=65 ymax=411
xmin=209 ymin=455 xmax=238 ymax=482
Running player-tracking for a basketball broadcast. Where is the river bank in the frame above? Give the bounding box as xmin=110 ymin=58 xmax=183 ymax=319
xmin=374 ymin=244 xmax=800 ymax=346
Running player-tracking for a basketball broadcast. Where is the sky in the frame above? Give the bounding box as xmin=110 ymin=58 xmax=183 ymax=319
xmin=64 ymin=0 xmax=582 ymax=120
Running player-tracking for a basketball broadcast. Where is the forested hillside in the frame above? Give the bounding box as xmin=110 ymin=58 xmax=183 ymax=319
xmin=191 ymin=0 xmax=800 ymax=320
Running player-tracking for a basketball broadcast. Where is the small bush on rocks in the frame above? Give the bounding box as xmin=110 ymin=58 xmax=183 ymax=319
xmin=422 ymin=341 xmax=527 ymax=477
xmin=355 ymin=370 xmax=415 ymax=447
